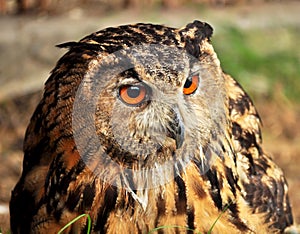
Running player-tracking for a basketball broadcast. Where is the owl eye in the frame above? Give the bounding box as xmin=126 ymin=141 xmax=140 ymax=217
xmin=119 ymin=84 xmax=148 ymax=106
xmin=183 ymin=75 xmax=199 ymax=95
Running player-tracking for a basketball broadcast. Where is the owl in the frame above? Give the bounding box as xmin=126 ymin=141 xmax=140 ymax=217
xmin=10 ymin=20 xmax=293 ymax=233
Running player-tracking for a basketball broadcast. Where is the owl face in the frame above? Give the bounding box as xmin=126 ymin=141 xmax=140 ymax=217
xmin=72 ymin=25 xmax=227 ymax=190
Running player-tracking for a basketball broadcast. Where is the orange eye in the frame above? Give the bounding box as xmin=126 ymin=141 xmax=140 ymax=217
xmin=183 ymin=75 xmax=199 ymax=95
xmin=119 ymin=84 xmax=148 ymax=106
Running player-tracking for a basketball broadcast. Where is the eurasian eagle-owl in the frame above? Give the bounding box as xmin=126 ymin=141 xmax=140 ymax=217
xmin=10 ymin=20 xmax=293 ymax=233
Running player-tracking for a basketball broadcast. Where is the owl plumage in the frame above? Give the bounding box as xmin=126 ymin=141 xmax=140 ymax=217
xmin=10 ymin=21 xmax=293 ymax=233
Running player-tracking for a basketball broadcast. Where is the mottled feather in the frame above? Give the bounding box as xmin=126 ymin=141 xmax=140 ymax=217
xmin=10 ymin=21 xmax=293 ymax=234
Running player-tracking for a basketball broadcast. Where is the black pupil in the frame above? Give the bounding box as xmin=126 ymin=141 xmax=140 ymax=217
xmin=184 ymin=78 xmax=192 ymax=88
xmin=127 ymin=86 xmax=141 ymax=98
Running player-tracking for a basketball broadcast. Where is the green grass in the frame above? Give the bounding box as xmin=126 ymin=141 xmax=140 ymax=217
xmin=58 ymin=202 xmax=231 ymax=233
xmin=212 ymin=26 xmax=300 ymax=103
xmin=149 ymin=202 xmax=230 ymax=234
xmin=58 ymin=214 xmax=92 ymax=234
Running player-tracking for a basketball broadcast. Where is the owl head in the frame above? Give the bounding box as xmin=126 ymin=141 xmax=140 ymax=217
xmin=54 ymin=21 xmax=228 ymax=193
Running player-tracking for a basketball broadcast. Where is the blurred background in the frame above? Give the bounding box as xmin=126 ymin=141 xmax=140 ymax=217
xmin=0 ymin=0 xmax=299 ymax=232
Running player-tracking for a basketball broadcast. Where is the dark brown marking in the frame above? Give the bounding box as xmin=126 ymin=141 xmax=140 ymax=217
xmin=187 ymin=206 xmax=195 ymax=233
xmin=224 ymin=166 xmax=237 ymax=197
xmin=174 ymin=176 xmax=187 ymax=215
xmin=94 ymin=186 xmax=118 ymax=232
xmin=192 ymin=180 xmax=207 ymax=199
xmin=227 ymin=201 xmax=250 ymax=232
xmin=204 ymin=169 xmax=222 ymax=210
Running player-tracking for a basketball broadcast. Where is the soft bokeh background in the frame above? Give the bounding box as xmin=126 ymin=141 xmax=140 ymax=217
xmin=0 ymin=0 xmax=299 ymax=232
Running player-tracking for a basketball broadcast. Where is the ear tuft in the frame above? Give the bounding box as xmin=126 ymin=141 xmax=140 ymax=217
xmin=179 ymin=20 xmax=214 ymax=58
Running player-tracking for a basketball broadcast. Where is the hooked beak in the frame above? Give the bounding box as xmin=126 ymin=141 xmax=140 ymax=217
xmin=168 ymin=111 xmax=185 ymax=149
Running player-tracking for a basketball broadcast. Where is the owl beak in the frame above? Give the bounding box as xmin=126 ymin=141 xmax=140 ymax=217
xmin=168 ymin=113 xmax=185 ymax=149
xmin=175 ymin=123 xmax=184 ymax=149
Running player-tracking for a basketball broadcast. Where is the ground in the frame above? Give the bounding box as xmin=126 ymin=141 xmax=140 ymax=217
xmin=0 ymin=1 xmax=299 ymax=232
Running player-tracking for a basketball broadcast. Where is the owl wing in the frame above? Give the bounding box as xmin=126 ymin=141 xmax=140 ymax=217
xmin=9 ymin=45 xmax=98 ymax=233
xmin=224 ymin=73 xmax=293 ymax=231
